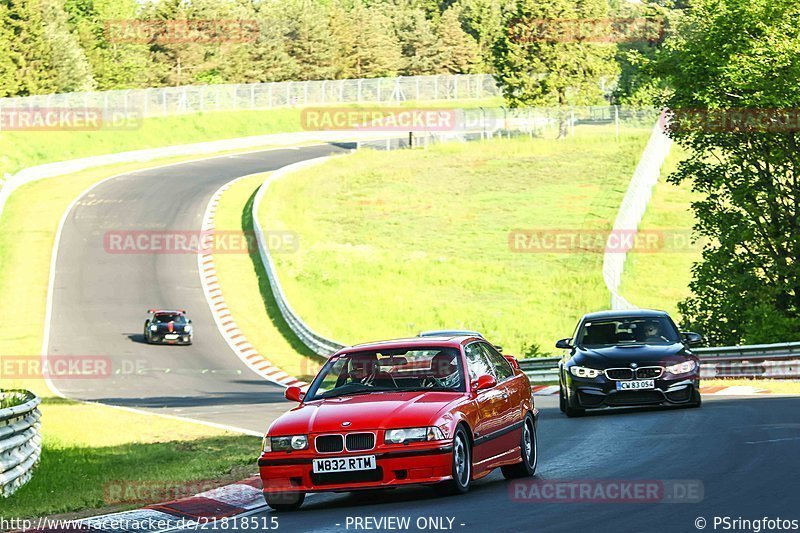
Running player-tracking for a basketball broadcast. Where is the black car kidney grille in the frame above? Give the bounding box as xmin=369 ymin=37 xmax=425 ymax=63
xmin=315 ymin=435 xmax=344 ymax=453
xmin=605 ymin=368 xmax=634 ymax=380
xmin=345 ymin=433 xmax=375 ymax=451
xmin=635 ymin=367 xmax=663 ymax=379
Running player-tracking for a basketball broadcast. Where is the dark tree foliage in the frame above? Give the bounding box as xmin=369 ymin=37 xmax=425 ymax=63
xmin=658 ymin=0 xmax=800 ymax=344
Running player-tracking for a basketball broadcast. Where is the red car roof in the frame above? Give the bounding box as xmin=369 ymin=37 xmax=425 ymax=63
xmin=337 ymin=335 xmax=480 ymax=355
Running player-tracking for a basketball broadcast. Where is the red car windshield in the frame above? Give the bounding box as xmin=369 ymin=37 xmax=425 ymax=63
xmin=305 ymin=347 xmax=466 ymax=400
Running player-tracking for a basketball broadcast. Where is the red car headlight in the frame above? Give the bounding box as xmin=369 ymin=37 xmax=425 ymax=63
xmin=263 ymin=435 xmax=308 ymax=453
xmin=385 ymin=427 xmax=445 ymax=444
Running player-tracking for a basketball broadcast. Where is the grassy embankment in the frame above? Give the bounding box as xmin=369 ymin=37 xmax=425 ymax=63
xmin=253 ymin=124 xmax=653 ymax=355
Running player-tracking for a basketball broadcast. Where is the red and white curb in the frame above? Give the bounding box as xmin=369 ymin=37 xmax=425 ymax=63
xmin=25 ymin=477 xmax=267 ymax=532
xmin=198 ymin=175 xmax=309 ymax=390
xmin=530 ymin=384 xmax=769 ymax=396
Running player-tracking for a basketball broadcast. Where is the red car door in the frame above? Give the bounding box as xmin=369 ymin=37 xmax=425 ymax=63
xmin=479 ymin=343 xmax=526 ymax=449
xmin=464 ymin=342 xmax=515 ymax=465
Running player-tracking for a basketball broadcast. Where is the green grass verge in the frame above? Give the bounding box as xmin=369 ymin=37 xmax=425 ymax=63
xmin=212 ymin=174 xmax=323 ymax=381
xmin=3 ymin=397 xmax=257 ymax=519
xmin=0 ymin=98 xmax=502 ymax=177
xmin=258 ymin=125 xmax=652 ymax=355
xmin=617 ymin=145 xmax=700 ymax=320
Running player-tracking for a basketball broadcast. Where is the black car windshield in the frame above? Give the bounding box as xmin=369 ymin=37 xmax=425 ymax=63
xmin=153 ymin=314 xmax=186 ymax=324
xmin=305 ymin=347 xmax=466 ymax=400
xmin=577 ymin=317 xmax=681 ymax=347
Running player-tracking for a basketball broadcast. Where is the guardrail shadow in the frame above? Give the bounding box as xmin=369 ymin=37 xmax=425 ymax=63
xmin=241 ymin=187 xmax=327 ymax=369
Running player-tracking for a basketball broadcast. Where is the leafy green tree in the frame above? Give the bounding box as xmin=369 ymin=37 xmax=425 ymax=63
xmin=436 ymin=6 xmax=482 ymax=74
xmin=0 ymin=2 xmax=23 ymax=96
xmin=283 ymin=0 xmax=338 ymax=80
xmin=337 ymin=5 xmax=403 ymax=78
xmin=41 ymin=0 xmax=95 ymax=91
xmin=658 ymin=0 xmax=800 ymax=344
xmin=239 ymin=1 xmax=298 ymax=82
xmin=492 ymin=0 xmax=618 ymax=135
xmin=455 ymin=0 xmax=513 ymax=68
xmin=391 ymin=5 xmax=440 ymax=75
xmin=63 ymin=0 xmax=150 ymax=90
xmin=2 ymin=0 xmax=59 ymax=95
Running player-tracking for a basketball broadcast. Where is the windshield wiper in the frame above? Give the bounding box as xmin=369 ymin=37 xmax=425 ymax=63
xmin=393 ymin=386 xmax=458 ymax=392
xmin=319 ymin=388 xmax=393 ymax=399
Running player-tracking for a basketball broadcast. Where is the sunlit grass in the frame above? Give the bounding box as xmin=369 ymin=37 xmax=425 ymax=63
xmin=259 ymin=125 xmax=652 ymax=355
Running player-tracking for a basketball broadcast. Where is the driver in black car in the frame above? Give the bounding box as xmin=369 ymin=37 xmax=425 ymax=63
xmin=642 ymin=321 xmax=667 ymax=343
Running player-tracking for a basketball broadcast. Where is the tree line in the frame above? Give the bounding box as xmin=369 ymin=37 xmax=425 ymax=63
xmin=0 ymin=0 xmax=497 ymax=97
xmin=1 ymin=0 xmax=669 ymax=101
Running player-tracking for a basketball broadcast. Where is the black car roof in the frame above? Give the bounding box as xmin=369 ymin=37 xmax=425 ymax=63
xmin=581 ymin=308 xmax=669 ymax=321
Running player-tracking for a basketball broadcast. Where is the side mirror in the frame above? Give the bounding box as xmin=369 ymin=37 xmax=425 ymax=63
xmin=284 ymin=386 xmax=305 ymax=402
xmin=188 ymin=319 xmax=192 ymax=324
xmin=473 ymin=374 xmax=497 ymax=391
xmin=681 ymin=332 xmax=703 ymax=347
xmin=504 ymin=355 xmax=520 ymax=370
xmin=555 ymin=338 xmax=573 ymax=349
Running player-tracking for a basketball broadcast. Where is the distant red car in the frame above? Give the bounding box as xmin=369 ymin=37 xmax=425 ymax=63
xmin=258 ymin=335 xmax=537 ymax=510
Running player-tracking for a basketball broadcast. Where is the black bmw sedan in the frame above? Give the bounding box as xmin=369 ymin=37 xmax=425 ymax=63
xmin=556 ymin=309 xmax=702 ymax=417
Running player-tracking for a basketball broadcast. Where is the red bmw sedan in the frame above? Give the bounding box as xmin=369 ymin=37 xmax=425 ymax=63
xmin=258 ymin=335 xmax=538 ymax=510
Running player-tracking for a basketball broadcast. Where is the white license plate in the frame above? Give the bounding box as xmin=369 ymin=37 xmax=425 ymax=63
xmin=312 ymin=455 xmax=376 ymax=474
xmin=164 ymin=334 xmax=179 ymax=340
xmin=616 ymin=380 xmax=655 ymax=390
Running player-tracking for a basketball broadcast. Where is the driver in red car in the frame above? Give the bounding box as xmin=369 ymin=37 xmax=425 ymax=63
xmin=425 ymin=350 xmax=460 ymax=388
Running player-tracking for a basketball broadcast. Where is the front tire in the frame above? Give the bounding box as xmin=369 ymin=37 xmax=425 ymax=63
xmin=561 ymin=385 xmax=585 ymax=417
xmin=501 ymin=413 xmax=537 ymax=479
xmin=435 ymin=426 xmax=472 ymax=495
xmin=689 ymin=387 xmax=702 ymax=408
xmin=264 ymin=491 xmax=305 ymax=511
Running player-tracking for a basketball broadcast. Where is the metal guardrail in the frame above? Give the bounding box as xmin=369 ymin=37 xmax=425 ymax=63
xmin=602 ymin=120 xmax=673 ymax=310
xmin=252 ymin=157 xmax=348 ymax=357
xmin=0 ymin=390 xmax=42 ymax=497
xmin=519 ymin=342 xmax=800 ymax=382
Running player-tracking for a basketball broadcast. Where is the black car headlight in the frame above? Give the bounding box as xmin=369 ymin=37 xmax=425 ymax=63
xmin=665 ymin=360 xmax=697 ymax=375
xmin=569 ymin=366 xmax=602 ymax=378
xmin=263 ymin=435 xmax=308 ymax=453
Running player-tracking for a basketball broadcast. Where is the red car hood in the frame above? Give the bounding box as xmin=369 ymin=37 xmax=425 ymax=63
xmin=268 ymin=391 xmax=463 ymax=435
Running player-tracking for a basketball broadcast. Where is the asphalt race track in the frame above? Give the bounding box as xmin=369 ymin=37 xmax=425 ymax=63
xmin=193 ymin=395 xmax=800 ymax=533
xmin=44 ymin=145 xmax=799 ymax=532
xmin=46 ymin=144 xmax=351 ymax=432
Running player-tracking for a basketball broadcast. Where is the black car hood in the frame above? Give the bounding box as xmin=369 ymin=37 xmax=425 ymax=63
xmin=570 ymin=343 xmax=694 ymax=367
